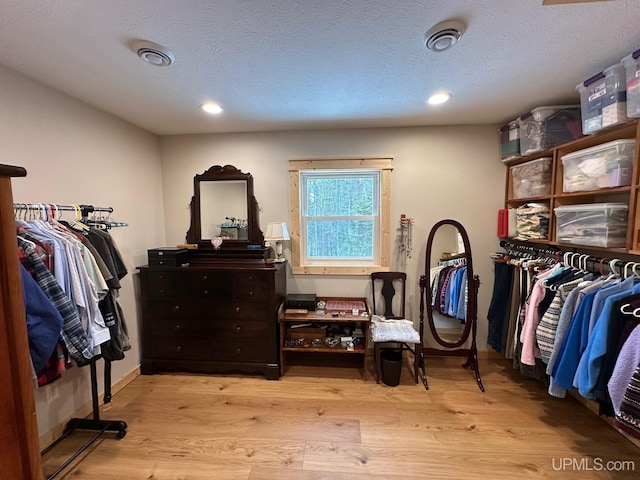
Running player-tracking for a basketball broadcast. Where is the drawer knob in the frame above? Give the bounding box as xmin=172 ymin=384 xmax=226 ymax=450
xmin=176 ymin=345 xmax=182 ymax=352
xmin=160 ymin=289 xmax=166 ymax=294
xmin=235 ymin=306 xmax=240 ymax=313
xmin=159 ymin=275 xmax=165 ymax=279
xmin=248 ymin=291 xmax=254 ymax=297
xmin=174 ymin=324 xmax=182 ymax=331
xmin=249 ymin=275 xmax=255 ymax=281
xmin=235 ymin=325 xmax=242 ymax=333
xmin=236 ymin=347 xmax=241 ymax=354
xmin=172 ymin=305 xmax=180 ymax=312
xmin=203 ymin=290 xmax=209 ymax=295
xmin=202 ymin=275 xmax=208 ymax=281
xmin=159 ymin=260 xmax=164 ymax=265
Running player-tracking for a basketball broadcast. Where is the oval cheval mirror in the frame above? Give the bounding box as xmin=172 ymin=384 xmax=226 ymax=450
xmin=420 ymin=219 xmax=484 ymax=391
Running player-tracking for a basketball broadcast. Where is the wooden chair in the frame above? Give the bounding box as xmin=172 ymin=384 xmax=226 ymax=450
xmin=370 ymin=272 xmax=427 ymax=388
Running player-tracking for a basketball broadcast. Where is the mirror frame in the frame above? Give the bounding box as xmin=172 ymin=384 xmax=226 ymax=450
xmin=424 ymin=218 xmax=475 ymax=349
xmin=186 ymin=165 xmax=264 ymax=248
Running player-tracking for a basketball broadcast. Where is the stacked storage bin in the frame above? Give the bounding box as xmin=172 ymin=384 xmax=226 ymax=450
xmin=554 ymin=203 xmax=628 ymax=248
xmin=621 ymin=48 xmax=640 ymax=118
xmin=499 ymin=118 xmax=522 ymax=163
xmin=510 ymin=157 xmax=553 ymax=198
xmin=519 ymin=106 xmax=581 ymax=156
xmin=561 ymin=139 xmax=635 ymax=192
xmin=576 ymin=63 xmax=628 ymax=134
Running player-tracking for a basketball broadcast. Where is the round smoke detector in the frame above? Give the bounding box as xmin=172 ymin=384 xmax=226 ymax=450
xmin=133 ymin=40 xmax=175 ymax=67
xmin=424 ymin=20 xmax=465 ymax=53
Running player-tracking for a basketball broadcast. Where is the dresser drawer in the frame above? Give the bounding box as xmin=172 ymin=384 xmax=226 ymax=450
xmin=150 ymin=338 xmax=212 ymax=361
xmin=147 ymin=299 xmax=208 ymax=317
xmin=234 ymin=283 xmax=268 ymax=301
xmin=236 ymin=271 xmax=268 ymax=285
xmin=183 ymin=271 xmax=233 ymax=298
xmin=213 ymin=319 xmax=269 ymax=338
xmin=208 ymin=337 xmax=269 ymax=362
xmin=215 ymin=302 xmax=268 ymax=319
xmin=150 ymin=335 xmax=268 ymax=362
xmin=147 ymin=299 xmax=267 ymax=320
xmin=209 ymin=320 xmax=269 ymax=362
xmin=148 ymin=317 xmax=210 ymax=337
xmin=147 ymin=272 xmax=182 ymax=297
xmin=234 ymin=272 xmax=268 ymax=301
xmin=146 ymin=271 xmax=233 ymax=298
xmin=149 ymin=315 xmax=267 ymax=337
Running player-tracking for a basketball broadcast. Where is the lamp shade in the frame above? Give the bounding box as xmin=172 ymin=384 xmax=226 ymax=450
xmin=264 ymin=222 xmax=290 ymax=241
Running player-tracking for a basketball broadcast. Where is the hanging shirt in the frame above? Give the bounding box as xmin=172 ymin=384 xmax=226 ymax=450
xmin=520 ymin=264 xmax=561 ymax=366
xmin=618 ymin=364 xmax=640 ymax=431
xmin=574 ymin=279 xmax=640 ymax=398
xmin=547 ymin=280 xmax=593 ymax=398
xmin=536 ymin=277 xmax=583 ymax=364
xmin=608 ymin=325 xmax=640 ymax=415
xmin=20 ymin=264 xmax=64 ymax=373
xmin=18 ymin=236 xmax=93 ymax=365
xmin=551 ymin=289 xmax=600 ymax=390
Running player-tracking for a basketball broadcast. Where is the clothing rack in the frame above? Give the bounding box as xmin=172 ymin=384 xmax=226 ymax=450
xmin=497 ymin=239 xmax=640 ymax=442
xmin=13 ymin=203 xmax=127 ymax=229
xmin=497 ymin=240 xmax=635 ymax=276
xmin=14 ymin=203 xmax=128 ymax=478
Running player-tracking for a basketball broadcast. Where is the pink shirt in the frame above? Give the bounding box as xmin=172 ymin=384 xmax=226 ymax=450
xmin=520 ymin=265 xmax=561 ymax=366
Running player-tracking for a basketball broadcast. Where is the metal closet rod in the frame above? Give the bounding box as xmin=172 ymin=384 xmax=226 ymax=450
xmin=13 ymin=203 xmax=113 ymax=214
xmin=499 ymin=240 xmax=562 ymax=258
xmin=498 ymin=240 xmax=637 ymax=275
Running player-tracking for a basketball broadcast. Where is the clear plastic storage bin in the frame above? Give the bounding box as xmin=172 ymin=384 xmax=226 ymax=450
xmin=622 ymin=49 xmax=640 ymax=118
xmin=554 ymin=203 xmax=628 ymax=247
xmin=499 ymin=119 xmax=521 ymax=162
xmin=576 ymin=63 xmax=628 ymax=134
xmin=511 ymin=157 xmax=552 ymax=199
xmin=561 ymin=139 xmax=635 ymax=192
xmin=519 ymin=106 xmax=581 ymax=156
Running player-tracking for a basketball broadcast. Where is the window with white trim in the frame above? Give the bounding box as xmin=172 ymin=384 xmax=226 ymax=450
xmin=288 ymin=158 xmax=392 ymax=275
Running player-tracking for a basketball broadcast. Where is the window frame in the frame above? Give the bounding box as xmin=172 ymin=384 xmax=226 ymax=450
xmin=288 ymin=157 xmax=392 ymax=275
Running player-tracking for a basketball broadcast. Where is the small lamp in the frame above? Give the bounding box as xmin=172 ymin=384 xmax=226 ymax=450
xmin=265 ymin=222 xmax=290 ymax=262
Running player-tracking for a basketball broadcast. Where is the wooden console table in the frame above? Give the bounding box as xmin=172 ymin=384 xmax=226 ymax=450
xmin=278 ymin=297 xmax=371 ymax=378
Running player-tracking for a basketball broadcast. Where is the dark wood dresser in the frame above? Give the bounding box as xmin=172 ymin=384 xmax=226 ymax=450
xmin=137 ymin=261 xmax=286 ymax=380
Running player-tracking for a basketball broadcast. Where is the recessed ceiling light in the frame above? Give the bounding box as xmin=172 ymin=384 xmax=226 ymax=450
xmin=427 ymin=92 xmax=452 ymax=105
xmin=201 ymin=103 xmax=223 ymax=114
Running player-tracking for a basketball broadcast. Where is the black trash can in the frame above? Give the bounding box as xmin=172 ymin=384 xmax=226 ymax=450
xmin=381 ymin=349 xmax=403 ymax=386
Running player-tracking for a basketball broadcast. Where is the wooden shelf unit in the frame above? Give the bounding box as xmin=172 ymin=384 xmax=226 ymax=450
xmin=278 ymin=297 xmax=371 ymax=378
xmin=504 ymin=119 xmax=640 ymax=253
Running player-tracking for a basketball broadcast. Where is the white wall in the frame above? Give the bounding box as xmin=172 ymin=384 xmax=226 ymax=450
xmin=160 ymin=126 xmax=505 ymax=351
xmin=0 ymin=65 xmax=166 ymax=436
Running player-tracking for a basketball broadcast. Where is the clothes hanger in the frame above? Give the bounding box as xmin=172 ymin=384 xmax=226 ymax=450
xmin=622 ymin=261 xmax=636 ymax=279
xmin=68 ymin=204 xmax=90 ymax=231
xmin=606 ymin=258 xmax=622 ymax=280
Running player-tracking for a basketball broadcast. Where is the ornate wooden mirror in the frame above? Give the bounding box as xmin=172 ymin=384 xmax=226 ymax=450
xmin=420 ymin=219 xmax=484 ymax=391
xmin=186 ymin=165 xmax=265 ymax=250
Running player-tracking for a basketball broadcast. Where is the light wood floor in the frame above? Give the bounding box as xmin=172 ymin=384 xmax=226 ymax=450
xmin=42 ymin=357 xmax=640 ymax=479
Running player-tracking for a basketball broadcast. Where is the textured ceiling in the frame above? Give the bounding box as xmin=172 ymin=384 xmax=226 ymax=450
xmin=1 ymin=0 xmax=639 ymax=135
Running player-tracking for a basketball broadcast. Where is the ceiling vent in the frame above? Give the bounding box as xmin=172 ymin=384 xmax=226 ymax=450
xmin=424 ymin=20 xmax=465 ymax=53
xmin=133 ymin=40 xmax=175 ymax=67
